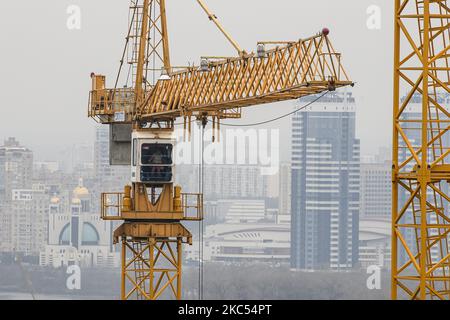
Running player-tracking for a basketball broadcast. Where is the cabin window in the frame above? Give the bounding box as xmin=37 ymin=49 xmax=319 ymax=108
xmin=141 ymin=144 xmax=173 ymax=165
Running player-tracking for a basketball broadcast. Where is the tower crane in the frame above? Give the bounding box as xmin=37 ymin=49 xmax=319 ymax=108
xmin=392 ymin=0 xmax=450 ymax=300
xmin=88 ymin=0 xmax=352 ymax=300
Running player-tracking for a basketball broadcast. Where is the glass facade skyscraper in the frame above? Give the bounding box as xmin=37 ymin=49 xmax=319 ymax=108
xmin=291 ymin=92 xmax=360 ymax=270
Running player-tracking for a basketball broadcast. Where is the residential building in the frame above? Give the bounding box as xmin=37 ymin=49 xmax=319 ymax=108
xmin=360 ymin=161 xmax=391 ymax=218
xmin=0 ymin=138 xmax=33 ymax=253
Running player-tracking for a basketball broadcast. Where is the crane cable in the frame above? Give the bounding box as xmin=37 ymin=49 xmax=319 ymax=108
xmin=114 ymin=3 xmax=137 ymax=91
xmin=172 ymin=91 xmax=329 ymax=129
xmin=197 ymin=124 xmax=201 ymax=300
xmin=197 ymin=122 xmax=205 ymax=300
xmin=201 ymin=125 xmax=205 ymax=300
xmin=213 ymin=91 xmax=329 ymax=127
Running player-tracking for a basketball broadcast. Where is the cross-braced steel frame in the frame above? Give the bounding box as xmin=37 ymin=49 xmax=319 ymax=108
xmin=393 ymin=0 xmax=450 ymax=300
xmin=121 ymin=237 xmax=183 ymax=300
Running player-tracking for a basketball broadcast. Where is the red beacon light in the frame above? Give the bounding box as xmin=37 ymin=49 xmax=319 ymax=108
xmin=322 ymin=28 xmax=330 ymax=36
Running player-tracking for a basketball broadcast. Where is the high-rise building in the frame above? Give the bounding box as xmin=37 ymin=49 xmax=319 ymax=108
xmin=56 ymin=143 xmax=93 ymax=175
xmin=94 ymin=126 xmax=130 ymax=187
xmin=360 ymin=162 xmax=391 ymax=218
xmin=0 ymin=138 xmax=33 ymax=201
xmin=9 ymin=185 xmax=49 ymax=255
xmin=0 ymin=138 xmax=33 ymax=253
xmin=176 ymin=164 xmax=267 ymax=200
xmin=204 ymin=165 xmax=267 ymax=200
xmin=358 ymin=159 xmax=392 ymax=268
xmin=265 ymin=170 xmax=279 ymax=199
xmin=93 ymin=126 xmax=130 ymax=211
xmin=278 ymin=163 xmax=291 ymax=224
xmin=290 ymin=92 xmax=360 ymax=270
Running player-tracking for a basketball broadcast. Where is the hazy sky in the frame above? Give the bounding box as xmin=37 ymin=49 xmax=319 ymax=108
xmin=0 ymin=0 xmax=392 ymax=161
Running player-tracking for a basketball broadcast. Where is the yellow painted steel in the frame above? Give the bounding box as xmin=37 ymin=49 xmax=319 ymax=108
xmin=195 ymin=0 xmax=245 ymax=56
xmin=119 ymin=238 xmax=185 ymax=300
xmin=393 ymin=0 xmax=450 ymax=300
xmin=89 ymin=33 xmax=351 ymax=124
xmin=89 ymin=0 xmax=353 ymax=300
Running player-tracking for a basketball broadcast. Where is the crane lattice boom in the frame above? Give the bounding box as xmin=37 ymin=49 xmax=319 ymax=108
xmin=89 ymin=33 xmax=351 ymax=124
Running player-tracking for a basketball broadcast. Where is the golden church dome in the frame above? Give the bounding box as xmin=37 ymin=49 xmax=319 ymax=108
xmin=73 ymin=178 xmax=89 ymax=197
xmin=50 ymin=196 xmax=60 ymax=204
xmin=73 ymin=186 xmax=89 ymax=197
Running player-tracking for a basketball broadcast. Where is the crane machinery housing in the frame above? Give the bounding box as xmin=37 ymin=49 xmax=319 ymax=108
xmin=88 ymin=0 xmax=352 ymax=300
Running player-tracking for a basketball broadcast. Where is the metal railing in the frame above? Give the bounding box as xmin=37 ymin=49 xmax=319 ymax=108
xmin=88 ymin=88 xmax=135 ymax=119
xmin=100 ymin=191 xmax=204 ymax=221
xmin=101 ymin=192 xmax=124 ymax=221
xmin=181 ymin=193 xmax=204 ymax=221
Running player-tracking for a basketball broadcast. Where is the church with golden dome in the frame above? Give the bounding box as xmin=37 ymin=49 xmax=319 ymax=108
xmin=39 ymin=178 xmax=120 ymax=268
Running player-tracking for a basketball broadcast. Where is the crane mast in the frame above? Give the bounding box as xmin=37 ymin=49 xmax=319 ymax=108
xmin=88 ymin=0 xmax=352 ymax=300
xmin=393 ymin=0 xmax=450 ymax=300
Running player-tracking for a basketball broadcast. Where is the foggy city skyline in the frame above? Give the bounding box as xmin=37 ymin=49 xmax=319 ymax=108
xmin=2 ymin=0 xmax=440 ymax=305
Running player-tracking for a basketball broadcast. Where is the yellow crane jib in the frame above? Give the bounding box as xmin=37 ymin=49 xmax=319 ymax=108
xmin=89 ymin=31 xmax=352 ymax=125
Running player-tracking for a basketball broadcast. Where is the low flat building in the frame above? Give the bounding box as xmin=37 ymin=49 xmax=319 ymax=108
xmin=186 ymin=200 xmax=290 ymax=264
xmin=186 ymin=223 xmax=290 ymax=264
xmin=358 ymin=218 xmax=391 ymax=269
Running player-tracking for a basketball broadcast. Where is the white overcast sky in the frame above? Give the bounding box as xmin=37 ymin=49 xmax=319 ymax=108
xmin=0 ymin=0 xmax=392 ymax=161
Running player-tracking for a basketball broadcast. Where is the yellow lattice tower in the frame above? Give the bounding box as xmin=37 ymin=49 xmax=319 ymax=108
xmin=393 ymin=0 xmax=450 ymax=300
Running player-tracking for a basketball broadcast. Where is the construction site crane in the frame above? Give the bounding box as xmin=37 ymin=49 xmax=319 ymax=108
xmin=392 ymin=0 xmax=450 ymax=300
xmin=88 ymin=0 xmax=352 ymax=300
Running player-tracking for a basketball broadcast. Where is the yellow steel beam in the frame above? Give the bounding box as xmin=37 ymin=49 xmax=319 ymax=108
xmin=393 ymin=0 xmax=450 ymax=300
xmin=135 ymin=0 xmax=150 ymax=109
xmin=195 ymin=0 xmax=245 ymax=56
xmin=120 ymin=237 xmax=183 ymax=300
xmin=89 ymin=34 xmax=351 ymax=123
